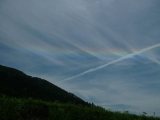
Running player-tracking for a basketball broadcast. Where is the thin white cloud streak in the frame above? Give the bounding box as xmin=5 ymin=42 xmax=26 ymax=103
xmin=148 ymin=57 xmax=160 ymax=65
xmin=61 ymin=43 xmax=160 ymax=82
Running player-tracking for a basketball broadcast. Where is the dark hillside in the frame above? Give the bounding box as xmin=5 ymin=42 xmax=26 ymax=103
xmin=0 ymin=65 xmax=160 ymax=120
xmin=0 ymin=65 xmax=87 ymax=105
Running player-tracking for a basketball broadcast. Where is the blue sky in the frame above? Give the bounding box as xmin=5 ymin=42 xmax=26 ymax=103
xmin=0 ymin=0 xmax=160 ymax=116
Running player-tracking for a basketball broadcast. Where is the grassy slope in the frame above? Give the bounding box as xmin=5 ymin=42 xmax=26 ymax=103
xmin=0 ymin=96 xmax=159 ymax=120
xmin=0 ymin=65 xmax=160 ymax=120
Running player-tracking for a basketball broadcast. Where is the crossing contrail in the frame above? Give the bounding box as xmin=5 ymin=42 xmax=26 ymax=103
xmin=61 ymin=43 xmax=160 ymax=83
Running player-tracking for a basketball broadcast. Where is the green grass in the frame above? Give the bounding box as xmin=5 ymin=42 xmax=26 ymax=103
xmin=0 ymin=96 xmax=159 ymax=120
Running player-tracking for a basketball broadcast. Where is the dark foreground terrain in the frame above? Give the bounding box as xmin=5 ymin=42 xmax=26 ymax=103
xmin=0 ymin=96 xmax=160 ymax=120
xmin=0 ymin=65 xmax=159 ymax=120
xmin=0 ymin=65 xmax=87 ymax=105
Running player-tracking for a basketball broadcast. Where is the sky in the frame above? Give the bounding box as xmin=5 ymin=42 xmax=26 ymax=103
xmin=0 ymin=0 xmax=160 ymax=116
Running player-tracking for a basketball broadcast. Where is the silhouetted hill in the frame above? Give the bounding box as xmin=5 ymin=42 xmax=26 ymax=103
xmin=0 ymin=65 xmax=87 ymax=105
xmin=0 ymin=65 xmax=160 ymax=120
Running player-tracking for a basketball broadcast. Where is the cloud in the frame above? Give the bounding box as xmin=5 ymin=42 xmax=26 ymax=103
xmin=0 ymin=0 xmax=160 ymax=116
xmin=61 ymin=43 xmax=160 ymax=82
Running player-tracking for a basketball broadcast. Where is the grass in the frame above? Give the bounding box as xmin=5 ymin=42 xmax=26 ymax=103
xmin=0 ymin=96 xmax=159 ymax=120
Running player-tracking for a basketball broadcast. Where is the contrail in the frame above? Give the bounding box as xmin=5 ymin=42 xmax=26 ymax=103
xmin=61 ymin=43 xmax=160 ymax=83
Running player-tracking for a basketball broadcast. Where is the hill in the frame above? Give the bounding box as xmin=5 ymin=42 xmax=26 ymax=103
xmin=0 ymin=64 xmax=160 ymax=120
xmin=0 ymin=65 xmax=87 ymax=105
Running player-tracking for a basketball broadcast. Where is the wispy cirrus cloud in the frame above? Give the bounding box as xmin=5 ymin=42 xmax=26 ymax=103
xmin=61 ymin=43 xmax=160 ymax=82
xmin=0 ymin=0 xmax=160 ymax=116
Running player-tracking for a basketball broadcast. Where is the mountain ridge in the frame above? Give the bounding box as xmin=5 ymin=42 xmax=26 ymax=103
xmin=0 ymin=64 xmax=88 ymax=105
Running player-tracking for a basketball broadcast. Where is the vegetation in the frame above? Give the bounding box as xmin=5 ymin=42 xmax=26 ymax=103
xmin=0 ymin=64 xmax=159 ymax=120
xmin=0 ymin=96 xmax=159 ymax=120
